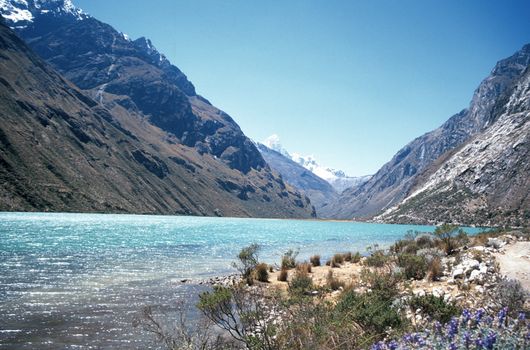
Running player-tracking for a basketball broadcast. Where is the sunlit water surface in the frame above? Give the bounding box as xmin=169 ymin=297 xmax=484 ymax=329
xmin=0 ymin=212 xmax=486 ymax=349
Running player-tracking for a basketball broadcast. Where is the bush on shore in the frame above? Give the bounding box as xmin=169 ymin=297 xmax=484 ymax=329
xmin=254 ymin=263 xmax=269 ymax=282
xmin=310 ymin=254 xmax=321 ymax=267
xmin=397 ymin=253 xmax=428 ymax=280
xmin=278 ymin=267 xmax=288 ymax=282
xmin=233 ymin=243 xmax=260 ymax=285
xmin=281 ymin=249 xmax=299 ymax=269
xmin=326 ymin=270 xmax=345 ymax=291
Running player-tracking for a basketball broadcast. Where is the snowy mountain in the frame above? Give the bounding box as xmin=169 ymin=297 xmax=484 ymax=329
xmin=262 ymin=134 xmax=371 ymax=193
xmin=0 ymin=0 xmax=86 ymax=28
xmin=256 ymin=143 xmax=335 ymax=214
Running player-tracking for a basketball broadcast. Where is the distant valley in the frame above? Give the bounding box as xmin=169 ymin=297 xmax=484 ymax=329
xmin=0 ymin=0 xmax=528 ymax=226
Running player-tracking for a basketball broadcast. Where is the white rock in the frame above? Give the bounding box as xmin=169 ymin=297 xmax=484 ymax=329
xmin=432 ymin=288 xmax=444 ymax=298
xmin=469 ymin=269 xmax=482 ymax=282
xmin=452 ymin=268 xmax=465 ymax=279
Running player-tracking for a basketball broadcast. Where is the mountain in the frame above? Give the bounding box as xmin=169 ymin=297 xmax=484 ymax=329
xmin=0 ymin=3 xmax=315 ymax=218
xmin=322 ymin=44 xmax=530 ymax=220
xmin=261 ymin=134 xmax=371 ymax=193
xmin=256 ymin=143 xmax=336 ymax=212
xmin=377 ymin=65 xmax=530 ymax=227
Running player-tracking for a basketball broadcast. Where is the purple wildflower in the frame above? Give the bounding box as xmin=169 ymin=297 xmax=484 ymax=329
xmin=371 ymin=341 xmax=384 ymax=350
xmin=388 ymin=340 xmax=398 ymax=350
xmin=497 ymin=307 xmax=508 ymax=327
xmin=462 ymin=308 xmax=471 ymax=324
xmin=447 ymin=317 xmax=459 ymax=339
xmin=518 ymin=311 xmax=526 ymax=321
xmin=474 ymin=308 xmax=485 ymax=325
xmin=484 ymin=330 xmax=497 ymax=350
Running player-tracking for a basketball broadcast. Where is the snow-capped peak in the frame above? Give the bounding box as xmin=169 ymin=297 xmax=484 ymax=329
xmin=261 ymin=134 xmax=372 ymax=192
xmin=263 ymin=134 xmax=291 ymax=158
xmin=0 ymin=0 xmax=87 ymax=28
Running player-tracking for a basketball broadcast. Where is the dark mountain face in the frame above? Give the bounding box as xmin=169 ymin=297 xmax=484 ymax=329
xmin=322 ymin=44 xmax=530 ymax=220
xmin=379 ymin=66 xmax=530 ymax=227
xmin=5 ymin=2 xmax=265 ymax=175
xmin=257 ymin=143 xmax=336 ymax=214
xmin=0 ymin=5 xmax=315 ymax=217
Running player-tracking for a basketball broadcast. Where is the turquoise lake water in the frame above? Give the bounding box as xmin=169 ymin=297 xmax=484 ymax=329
xmin=0 ymin=212 xmax=487 ymax=349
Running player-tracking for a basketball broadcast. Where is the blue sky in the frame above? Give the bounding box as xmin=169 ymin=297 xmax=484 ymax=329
xmin=76 ymin=0 xmax=530 ymax=176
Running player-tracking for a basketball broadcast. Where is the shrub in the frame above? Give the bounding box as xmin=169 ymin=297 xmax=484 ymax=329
xmin=494 ymin=279 xmax=528 ymax=315
xmin=433 ymin=224 xmax=465 ymax=255
xmin=364 ymin=247 xmax=390 ymax=267
xmin=281 ymin=249 xmax=299 ymax=269
xmin=255 ymin=263 xmax=269 ymax=282
xmin=409 ymin=294 xmax=461 ymax=323
xmin=197 ymin=284 xmax=280 ymax=349
xmin=326 ymin=270 xmax=345 ymax=291
xmin=330 ymin=258 xmax=341 ymax=268
xmin=342 ymin=252 xmax=352 ymax=262
xmin=289 ymin=269 xmax=313 ymax=295
xmin=397 ymin=254 xmax=428 ymax=280
xmin=333 ymin=253 xmax=344 ymax=264
xmin=416 ymin=234 xmax=435 ymax=249
xmin=360 ymin=268 xmax=402 ymax=301
xmin=278 ymin=268 xmax=288 ymax=282
xmin=427 ymin=256 xmax=443 ymax=281
xmin=335 ymin=289 xmax=404 ymax=336
xmin=309 ymin=255 xmax=321 ymax=267
xmin=351 ymin=251 xmax=362 ymax=263
xmin=297 ymin=262 xmax=312 ymax=274
xmin=232 ymin=243 xmax=260 ymax=285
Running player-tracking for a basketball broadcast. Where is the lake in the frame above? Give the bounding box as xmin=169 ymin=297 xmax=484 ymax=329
xmin=0 ymin=212 xmax=486 ymax=349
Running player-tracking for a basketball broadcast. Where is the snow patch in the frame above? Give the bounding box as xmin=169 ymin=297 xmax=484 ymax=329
xmin=262 ymin=134 xmax=371 ymax=192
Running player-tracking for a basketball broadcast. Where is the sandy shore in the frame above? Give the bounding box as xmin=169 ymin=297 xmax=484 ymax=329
xmin=494 ymin=241 xmax=530 ymax=291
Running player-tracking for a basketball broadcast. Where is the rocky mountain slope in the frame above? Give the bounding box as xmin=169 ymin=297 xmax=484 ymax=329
xmin=378 ymin=66 xmax=530 ymax=227
xmin=0 ymin=3 xmax=315 ymax=217
xmin=322 ymin=44 xmax=530 ymax=220
xmin=256 ymin=143 xmax=337 ymax=212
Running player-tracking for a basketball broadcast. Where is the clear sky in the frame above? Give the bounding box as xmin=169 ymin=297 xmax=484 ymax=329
xmin=76 ymin=0 xmax=530 ymax=176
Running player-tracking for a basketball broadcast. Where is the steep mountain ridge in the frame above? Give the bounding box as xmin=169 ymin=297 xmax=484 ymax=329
xmin=0 ymin=3 xmax=315 ymax=217
xmin=378 ymin=66 xmax=530 ymax=226
xmin=322 ymin=44 xmax=530 ymax=220
xmin=2 ymin=0 xmax=267 ymax=174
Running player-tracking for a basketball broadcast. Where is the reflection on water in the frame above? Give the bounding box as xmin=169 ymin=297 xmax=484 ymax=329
xmin=0 ymin=212 xmax=486 ymax=348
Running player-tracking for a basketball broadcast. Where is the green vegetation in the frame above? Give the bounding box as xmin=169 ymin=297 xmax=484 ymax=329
xmin=137 ymin=228 xmax=530 ymax=350
xmin=233 ymin=243 xmax=260 ymax=285
xmin=281 ymin=249 xmax=299 ymax=269
xmin=433 ymin=224 xmax=464 ymax=254
xmin=255 ymin=263 xmax=269 ymax=282
xmin=288 ymin=269 xmax=313 ymax=295
xmin=396 ymin=253 xmax=428 ymax=280
xmin=326 ymin=270 xmax=345 ymax=291
xmin=364 ymin=245 xmax=390 ymax=267
xmin=408 ymin=294 xmax=461 ymax=323
xmin=351 ymin=251 xmax=362 ymax=263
